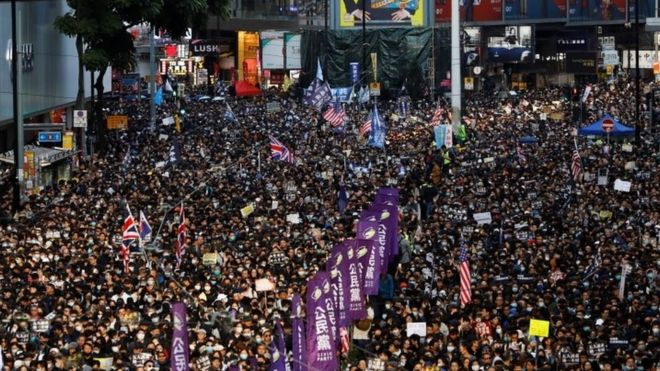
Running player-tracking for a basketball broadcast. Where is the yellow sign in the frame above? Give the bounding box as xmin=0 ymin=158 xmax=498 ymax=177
xmin=529 ymin=319 xmax=550 ymax=337
xmin=240 ymin=203 xmax=255 ymax=218
xmin=369 ymin=82 xmax=381 ymax=97
xmin=606 ymin=65 xmax=613 ymax=75
xmin=338 ymin=0 xmax=426 ymax=28
xmin=107 ymin=115 xmax=128 ymax=130
xmin=24 ymin=151 xmax=34 ymax=180
xmin=464 ymin=77 xmax=474 ymax=91
xmin=370 ymin=53 xmax=378 ymax=81
xmin=62 ymin=132 xmax=74 ymax=150
xmin=202 ymin=253 xmax=218 ymax=266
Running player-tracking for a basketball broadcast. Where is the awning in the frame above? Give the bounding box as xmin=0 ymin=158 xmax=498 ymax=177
xmin=0 ymin=145 xmax=75 ymax=166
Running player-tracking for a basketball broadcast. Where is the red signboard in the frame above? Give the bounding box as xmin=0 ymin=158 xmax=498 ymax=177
xmin=602 ymin=118 xmax=614 ymax=133
xmin=436 ymin=0 xmax=503 ymax=23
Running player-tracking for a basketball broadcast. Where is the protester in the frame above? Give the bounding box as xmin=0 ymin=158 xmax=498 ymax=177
xmin=0 ymin=76 xmax=657 ymax=371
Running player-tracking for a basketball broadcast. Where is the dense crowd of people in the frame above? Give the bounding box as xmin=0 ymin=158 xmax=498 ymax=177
xmin=0 ymin=76 xmax=658 ymax=371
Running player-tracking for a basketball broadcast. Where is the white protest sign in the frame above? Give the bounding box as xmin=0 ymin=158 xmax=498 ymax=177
xmin=286 ymin=213 xmax=301 ymax=224
xmin=158 ymin=134 xmax=169 ymax=141
xmin=473 ymin=212 xmax=492 ymax=225
xmin=162 ymin=116 xmax=175 ymax=126
xmin=613 ymin=179 xmax=631 ymax=192
xmin=406 ymin=322 xmax=427 ymax=337
xmin=255 ymin=278 xmax=275 ymax=292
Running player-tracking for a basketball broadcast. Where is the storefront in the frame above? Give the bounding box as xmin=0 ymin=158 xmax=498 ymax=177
xmin=0 ymin=145 xmax=75 ymax=193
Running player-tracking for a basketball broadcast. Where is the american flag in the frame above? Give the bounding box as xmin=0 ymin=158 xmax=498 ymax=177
xmin=459 ymin=234 xmax=471 ymax=307
xmin=323 ymin=99 xmax=345 ymax=128
xmin=360 ymin=119 xmax=372 ymax=137
xmin=269 ymin=135 xmax=295 ymax=164
xmin=571 ymin=149 xmax=582 ymax=181
xmin=121 ymin=206 xmax=139 ymax=273
xmin=175 ymin=203 xmax=187 ymax=267
xmin=431 ymin=106 xmax=443 ymax=126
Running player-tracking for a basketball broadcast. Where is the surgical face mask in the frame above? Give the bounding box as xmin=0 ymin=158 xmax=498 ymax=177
xmin=652 ymin=327 xmax=659 ymax=336
xmin=256 ymin=337 xmax=262 ymax=344
xmin=447 ymin=346 xmax=455 ymax=353
xmin=240 ymin=353 xmax=248 ymax=360
xmin=258 ymin=319 xmax=266 ymax=326
xmin=496 ymin=327 xmax=502 ymax=335
xmin=204 ymin=285 xmax=211 ymax=292
xmin=472 ymin=365 xmax=480 ymax=371
xmin=385 ymin=304 xmax=392 ymax=309
xmin=137 ymin=332 xmax=145 ymax=341
xmin=194 ymin=284 xmax=201 ymax=291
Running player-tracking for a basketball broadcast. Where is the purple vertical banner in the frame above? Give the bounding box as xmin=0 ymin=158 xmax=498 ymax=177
xmin=269 ymin=321 xmax=288 ymax=371
xmin=170 ymin=302 xmax=190 ymax=371
xmin=369 ymin=202 xmax=400 ymax=261
xmin=291 ymin=294 xmax=306 ymax=371
xmin=356 ymin=215 xmax=381 ymax=295
xmin=360 ymin=210 xmax=389 ymax=277
xmin=344 ymin=239 xmax=366 ymax=320
xmin=306 ymin=272 xmax=338 ymax=371
xmin=326 ymin=242 xmax=351 ymax=330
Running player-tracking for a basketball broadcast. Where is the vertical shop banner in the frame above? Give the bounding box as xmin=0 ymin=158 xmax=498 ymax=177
xmin=504 ymin=0 xmax=567 ymax=21
xmin=338 ymin=0 xmax=428 ymax=28
xmin=350 ymin=62 xmax=361 ymax=85
xmin=305 ymin=272 xmax=338 ymax=371
xmin=568 ymin=0 xmax=625 ymax=22
xmin=260 ymin=31 xmax=285 ymax=70
xmin=284 ymin=33 xmax=301 ymax=69
xmin=435 ymin=0 xmax=503 ymax=23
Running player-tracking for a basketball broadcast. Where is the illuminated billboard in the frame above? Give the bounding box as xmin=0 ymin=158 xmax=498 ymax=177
xmin=337 ymin=0 xmax=431 ymax=28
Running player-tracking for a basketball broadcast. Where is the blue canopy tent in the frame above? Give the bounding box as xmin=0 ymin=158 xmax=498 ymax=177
xmin=578 ymin=115 xmax=635 ymax=137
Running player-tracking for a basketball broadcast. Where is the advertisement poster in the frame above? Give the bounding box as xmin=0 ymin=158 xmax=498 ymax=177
xmin=260 ymin=31 xmax=285 ymax=70
xmin=566 ymin=51 xmax=598 ymax=74
xmin=338 ymin=0 xmax=427 ymax=28
xmin=504 ymin=0 xmax=566 ymax=21
xmin=435 ymin=0 xmax=503 ymax=23
xmin=568 ymin=0 xmax=626 ymax=22
xmin=464 ymin=27 xmax=481 ymax=67
xmin=284 ymin=33 xmax=301 ymax=69
xmin=628 ymin=0 xmax=656 ymax=19
xmin=487 ymin=25 xmax=534 ymax=63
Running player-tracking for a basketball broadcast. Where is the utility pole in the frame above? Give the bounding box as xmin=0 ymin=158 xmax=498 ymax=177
xmin=635 ymin=0 xmax=641 ymax=147
xmin=11 ymin=0 xmax=23 ymax=214
xmin=362 ymin=0 xmax=366 ymax=83
xmin=149 ymin=25 xmax=156 ymax=128
xmin=450 ymin=0 xmax=461 ymax=130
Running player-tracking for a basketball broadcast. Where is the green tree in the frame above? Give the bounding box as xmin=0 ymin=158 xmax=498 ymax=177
xmin=54 ymin=0 xmax=231 ymax=105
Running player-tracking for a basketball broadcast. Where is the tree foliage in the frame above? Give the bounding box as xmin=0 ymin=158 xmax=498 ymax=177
xmin=54 ymin=0 xmax=231 ymax=104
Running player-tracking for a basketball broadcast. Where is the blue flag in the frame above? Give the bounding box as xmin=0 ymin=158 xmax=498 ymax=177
xmin=338 ymin=182 xmax=348 ymax=213
xmin=154 ymin=87 xmax=163 ymax=106
xmin=368 ymin=105 xmax=385 ymax=148
xmin=304 ymin=78 xmax=332 ymax=110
